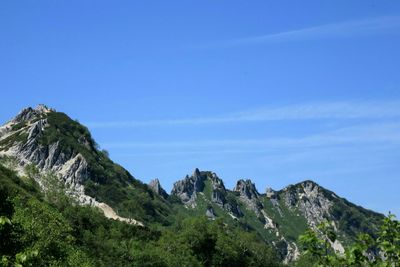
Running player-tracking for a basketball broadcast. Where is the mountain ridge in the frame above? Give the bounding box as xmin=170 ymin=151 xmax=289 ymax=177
xmin=0 ymin=105 xmax=168 ymax=225
xmin=0 ymin=105 xmax=385 ymax=263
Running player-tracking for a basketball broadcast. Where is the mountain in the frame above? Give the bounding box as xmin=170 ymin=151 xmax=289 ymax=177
xmin=0 ymin=105 xmax=385 ymax=264
xmin=0 ymin=105 xmax=170 ymax=225
xmin=168 ymin=170 xmax=383 ymax=262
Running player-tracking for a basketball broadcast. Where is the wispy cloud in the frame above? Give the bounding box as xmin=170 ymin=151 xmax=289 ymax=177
xmin=206 ymin=16 xmax=400 ymax=47
xmin=102 ymin=122 xmax=400 ymax=151
xmin=86 ymin=100 xmax=400 ymax=128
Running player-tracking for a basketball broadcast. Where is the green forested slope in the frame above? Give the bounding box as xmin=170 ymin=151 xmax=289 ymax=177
xmin=0 ymin=163 xmax=281 ymax=267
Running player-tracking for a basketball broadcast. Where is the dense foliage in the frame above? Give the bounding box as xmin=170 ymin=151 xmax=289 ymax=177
xmin=296 ymin=215 xmax=400 ymax=266
xmin=0 ymin=164 xmax=281 ymax=267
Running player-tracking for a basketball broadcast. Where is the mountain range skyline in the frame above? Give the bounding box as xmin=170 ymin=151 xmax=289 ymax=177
xmin=0 ymin=104 xmax=386 ymax=263
xmin=1 ymin=1 xmax=399 ymax=217
xmin=1 ymin=2 xmax=399 ymax=266
xmin=1 ymin=103 xmax=399 ymax=219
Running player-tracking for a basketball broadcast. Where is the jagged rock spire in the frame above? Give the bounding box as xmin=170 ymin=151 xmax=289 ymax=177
xmin=34 ymin=104 xmax=54 ymax=113
xmin=171 ymin=168 xmax=207 ymax=207
xmin=193 ymin=167 xmax=201 ymax=177
xmin=266 ymin=187 xmax=277 ymax=199
xmin=170 ymin=169 xmax=244 ymax=218
xmin=209 ymin=172 xmax=226 ymax=206
xmin=234 ymin=179 xmax=260 ymax=199
xmin=12 ymin=107 xmax=38 ymax=124
xmin=234 ymin=179 xmax=263 ymax=216
xmin=148 ymin=178 xmax=168 ymax=199
xmin=10 ymin=105 xmax=54 ymax=125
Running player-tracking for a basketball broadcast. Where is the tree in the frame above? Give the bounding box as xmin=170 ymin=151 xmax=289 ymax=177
xmin=297 ymin=214 xmax=400 ymax=267
xmin=376 ymin=213 xmax=400 ymax=266
xmin=298 ymin=221 xmax=338 ymax=266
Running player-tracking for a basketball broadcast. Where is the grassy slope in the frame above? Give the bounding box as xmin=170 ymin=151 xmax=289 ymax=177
xmin=261 ymin=196 xmax=308 ymax=243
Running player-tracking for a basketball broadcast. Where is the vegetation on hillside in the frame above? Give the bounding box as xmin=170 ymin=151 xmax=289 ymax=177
xmin=1 ymin=109 xmax=395 ymax=266
xmin=0 ymin=163 xmax=281 ymax=267
xmin=1 ymin=162 xmax=398 ymax=266
xmin=295 ymin=216 xmax=400 ymax=266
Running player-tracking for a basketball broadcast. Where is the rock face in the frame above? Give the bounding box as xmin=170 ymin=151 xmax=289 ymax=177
xmin=234 ymin=179 xmax=263 ymax=216
xmin=277 ymin=181 xmax=347 ymax=255
xmin=266 ymin=187 xmax=277 ymax=199
xmin=171 ymin=168 xmax=206 ymax=207
xmin=171 ymin=169 xmax=243 ymax=217
xmin=281 ymin=180 xmax=333 ymax=227
xmin=274 ymin=239 xmax=300 ymax=264
xmin=210 ymin=173 xmax=243 ymax=218
xmin=148 ymin=178 xmax=168 ymax=199
xmin=209 ymin=172 xmax=226 ymax=207
xmin=205 ymin=207 xmax=216 ymax=219
xmin=0 ymin=105 xmax=89 ymax=196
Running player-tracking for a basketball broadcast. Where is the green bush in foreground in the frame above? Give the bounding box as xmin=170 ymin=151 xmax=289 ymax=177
xmin=297 ymin=214 xmax=400 ymax=267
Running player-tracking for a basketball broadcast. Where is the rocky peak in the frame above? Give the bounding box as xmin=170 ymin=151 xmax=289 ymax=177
xmin=171 ymin=168 xmax=207 ymax=207
xmin=1 ymin=107 xmax=47 ymax=147
xmin=0 ymin=105 xmax=147 ymax=226
xmin=171 ymin=169 xmax=244 ymax=217
xmin=210 ymin=172 xmax=224 ymax=188
xmin=266 ymin=187 xmax=277 ymax=199
xmin=11 ymin=105 xmax=53 ymax=124
xmin=12 ymin=107 xmax=35 ymax=123
xmin=209 ymin=172 xmax=227 ymax=207
xmin=281 ymin=180 xmax=334 ymax=227
xmin=193 ymin=167 xmax=201 ymax=178
xmin=234 ymin=179 xmax=263 ymax=216
xmin=148 ymin=178 xmax=168 ymax=199
xmin=299 ymin=180 xmax=320 ymax=189
xmin=0 ymin=106 xmax=92 ymax=202
xmin=34 ymin=104 xmax=54 ymax=113
xmin=234 ymin=179 xmax=260 ymax=200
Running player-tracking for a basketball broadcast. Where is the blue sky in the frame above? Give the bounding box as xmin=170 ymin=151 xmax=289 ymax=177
xmin=1 ymin=1 xmax=400 ymax=216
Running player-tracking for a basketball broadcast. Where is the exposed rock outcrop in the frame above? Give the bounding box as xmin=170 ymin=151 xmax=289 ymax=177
xmin=234 ymin=179 xmax=263 ymax=216
xmin=210 ymin=172 xmax=226 ymax=207
xmin=149 ymin=178 xmax=168 ymax=199
xmin=281 ymin=180 xmax=333 ymax=227
xmin=97 ymin=202 xmax=144 ymax=226
xmin=0 ymin=105 xmax=143 ymax=226
xmin=171 ymin=168 xmax=206 ymax=207
xmin=206 ymin=207 xmax=216 ymax=219
xmin=0 ymin=106 xmax=90 ymax=195
xmin=266 ymin=187 xmax=277 ymax=199
xmin=171 ymin=169 xmax=244 ymax=217
xmin=210 ymin=173 xmax=243 ymax=218
xmin=13 ymin=104 xmax=52 ymax=124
